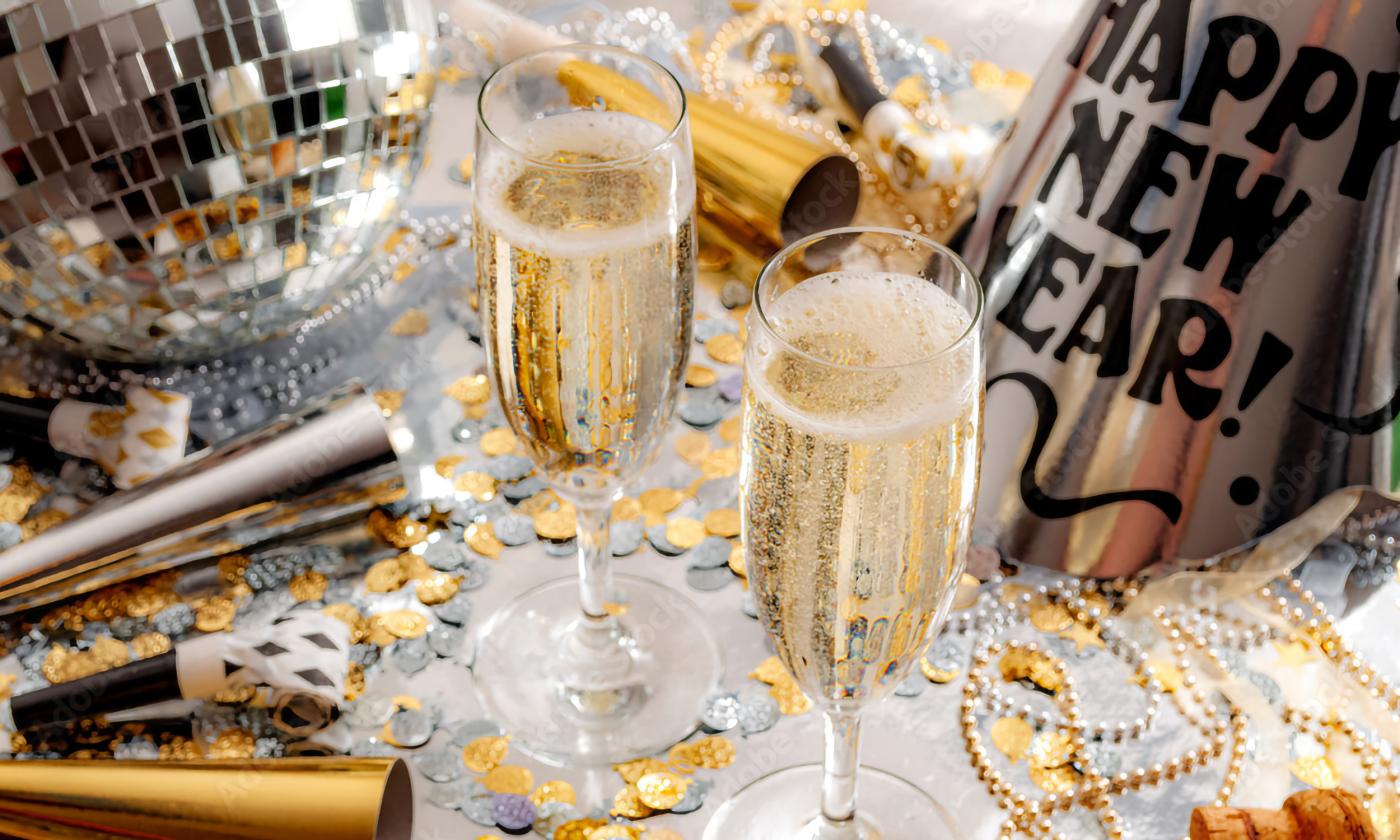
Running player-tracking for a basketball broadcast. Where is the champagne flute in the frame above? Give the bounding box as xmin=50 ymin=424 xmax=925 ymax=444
xmin=470 ymin=46 xmax=721 ymax=765
xmin=707 ymin=227 xmax=983 ymax=837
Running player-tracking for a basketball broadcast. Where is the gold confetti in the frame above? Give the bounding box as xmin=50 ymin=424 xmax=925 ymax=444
xmin=1028 ymin=601 xmax=1073 ymax=632
xmin=288 ymin=570 xmax=329 ymax=602
xmin=1057 ymin=622 xmax=1105 ymax=653
xmin=367 ymin=510 xmax=429 ymax=548
xmin=1136 ymin=659 xmax=1184 ymax=693
xmin=990 ymin=717 xmax=1034 ymax=763
xmin=1027 ymin=730 xmax=1074 ymax=769
xmin=529 ymin=780 xmax=576 ymax=807
xmin=480 ymin=427 xmax=519 ymax=456
xmin=1029 ymin=764 xmax=1080 ymax=795
xmin=675 ymin=431 xmax=712 ymax=463
xmin=345 ymin=662 xmax=365 ymax=700
xmin=612 ymin=497 xmax=643 ymax=521
xmin=700 ymin=447 xmax=740 ymax=478
xmin=365 ymin=558 xmax=409 ymax=593
xmin=890 ymin=74 xmax=930 ymax=110
xmin=590 ymin=825 xmax=642 ymax=840
xmin=91 ymin=636 xmax=130 ymax=669
xmin=640 ymin=487 xmax=684 ymax=516
xmin=680 ymin=735 xmax=736 ymax=769
xmin=923 ymin=35 xmax=950 ymax=53
xmin=1291 ymin=755 xmax=1340 ymax=789
xmin=435 ymin=455 xmax=465 ymax=478
xmin=705 ymin=333 xmax=743 ymax=365
xmin=697 ymin=243 xmax=734 ymax=272
xmin=728 ymin=543 xmax=746 ymax=578
xmin=483 ymin=764 xmax=534 ymax=795
xmin=703 ymin=508 xmax=740 ymax=538
xmin=534 ymin=507 xmax=578 ymax=541
xmin=195 ymin=598 xmax=236 ymax=632
xmin=665 ymin=517 xmax=706 ymax=550
xmin=371 ymin=610 xmax=428 ymax=639
xmin=610 ymin=785 xmax=654 ymax=819
xmin=1274 ymin=638 xmax=1316 ymax=667
xmin=416 ymin=572 xmax=460 ymax=605
xmin=716 ymin=416 xmax=741 ymax=444
xmin=770 ymin=679 xmax=813 ymax=715
xmin=323 ymin=603 xmax=368 ymax=642
xmin=372 ymin=390 xmax=404 ymax=416
xmin=445 ymin=374 xmax=490 ymax=405
xmin=455 ymin=471 xmax=498 ymax=501
xmin=1000 ymin=648 xmax=1064 ymax=693
xmin=389 ymin=308 xmax=428 ymax=336
xmin=636 ymin=772 xmax=688 ymax=810
xmin=919 ymin=656 xmax=959 ymax=683
xmin=463 ymin=735 xmax=511 ymax=772
xmin=953 ymin=573 xmax=984 ymax=609
xmin=969 ymin=60 xmax=1005 ymax=90
xmin=208 ymin=728 xmax=255 ymax=759
xmin=685 ymin=364 xmax=718 ymax=388
xmin=552 ymin=818 xmax=607 ymax=840
xmin=131 ymin=632 xmax=172 ymax=658
xmin=458 ymin=155 xmax=474 ymax=181
xmin=466 ymin=522 xmax=504 ymax=559
xmin=750 ymin=657 xmax=790 ymax=685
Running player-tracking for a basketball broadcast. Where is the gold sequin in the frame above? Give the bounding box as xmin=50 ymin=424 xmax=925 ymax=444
xmin=529 ymin=780 xmax=576 ymax=807
xmin=665 ymin=517 xmax=706 ymax=550
xmin=919 ymin=655 xmax=959 ymax=683
xmin=371 ymin=610 xmax=428 ymax=639
xmin=610 ymin=785 xmax=653 ymax=819
xmin=1291 ymin=755 xmax=1341 ymax=789
xmin=195 ymin=598 xmax=236 ymax=632
xmin=552 ymin=818 xmax=607 ymax=840
xmin=416 ymin=572 xmax=460 ymax=605
xmin=455 ymin=471 xmax=498 ymax=501
xmin=680 ymin=735 xmax=736 ymax=769
xmin=365 ymin=558 xmax=409 ymax=593
xmin=675 ymin=431 xmax=712 ymax=464
xmin=482 ymin=764 xmax=534 ymax=795
xmin=728 ymin=543 xmax=746 ymax=578
xmin=685 ymin=364 xmax=718 ymax=388
xmin=1028 ymin=601 xmax=1073 ymax=632
xmin=717 ymin=416 xmax=741 ymax=443
xmin=131 ymin=632 xmax=172 ymax=659
xmin=463 ymin=735 xmax=511 ymax=772
xmin=480 ymin=427 xmax=519 ymax=456
xmin=640 ymin=488 xmax=684 ymax=516
xmin=445 ymin=375 xmax=491 ymax=405
xmin=466 ymin=522 xmax=505 ymax=559
xmin=636 ymin=771 xmax=688 ymax=810
xmin=372 ymin=390 xmax=404 ymax=416
xmin=705 ymin=333 xmax=743 ymax=365
xmin=703 ymin=508 xmax=740 ymax=538
xmin=999 ymin=649 xmax=1064 ymax=693
xmin=1027 ymin=731 xmax=1074 ymax=769
xmin=91 ymin=636 xmax=130 ymax=669
xmin=534 ymin=507 xmax=578 ymax=541
xmin=614 ymin=757 xmax=672 ymax=784
xmin=589 ymin=828 xmax=641 ymax=840
xmin=1028 ymin=764 xmax=1080 ymax=795
xmin=435 ymin=455 xmax=465 ymax=478
xmin=208 ymin=728 xmax=255 ymax=759
xmin=750 ymin=656 xmax=789 ymax=685
xmin=389 ymin=308 xmax=429 ymax=336
xmin=1136 ymin=659 xmax=1184 ymax=693
xmin=990 ymin=717 xmax=1033 ymax=763
xmin=288 ymin=570 xmax=328 ymax=602
xmin=367 ymin=509 xmax=429 ymax=548
xmin=612 ymin=497 xmax=643 ymax=521
xmin=700 ymin=448 xmax=740 ymax=478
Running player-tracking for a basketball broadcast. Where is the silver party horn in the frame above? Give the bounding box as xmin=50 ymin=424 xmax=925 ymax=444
xmin=961 ymin=0 xmax=1399 ymax=576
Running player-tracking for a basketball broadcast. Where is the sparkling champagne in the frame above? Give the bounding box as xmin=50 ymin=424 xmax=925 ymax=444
xmin=475 ymin=111 xmax=695 ymax=500
xmin=741 ymin=271 xmax=980 ymax=704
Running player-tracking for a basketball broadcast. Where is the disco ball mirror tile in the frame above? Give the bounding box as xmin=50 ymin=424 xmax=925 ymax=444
xmin=0 ymin=0 xmax=438 ymax=362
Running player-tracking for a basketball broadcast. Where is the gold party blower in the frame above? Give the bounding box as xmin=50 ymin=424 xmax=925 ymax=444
xmin=0 ymin=758 xmax=412 ymax=840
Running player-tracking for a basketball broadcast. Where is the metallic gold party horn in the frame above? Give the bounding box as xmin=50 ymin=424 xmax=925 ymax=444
xmin=0 ymin=758 xmax=412 ymax=840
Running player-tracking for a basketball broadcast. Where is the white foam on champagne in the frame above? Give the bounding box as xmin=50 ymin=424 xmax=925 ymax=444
xmin=749 ymin=271 xmax=976 ymax=441
xmin=476 ymin=110 xmax=694 ymax=258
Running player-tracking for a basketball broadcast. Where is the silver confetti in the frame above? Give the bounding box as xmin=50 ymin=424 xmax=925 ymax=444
xmin=151 ymin=603 xmax=195 ymax=637
xmin=414 ymin=747 xmax=465 ymax=782
xmin=894 ymin=675 xmax=927 ymax=697
xmin=392 ymin=637 xmax=433 ymax=675
xmin=533 ymin=801 xmax=581 ymax=836
xmin=459 ymin=791 xmax=497 ymax=826
xmin=424 ymin=538 xmax=470 ymax=571
xmin=458 ymin=561 xmax=491 ymax=591
xmin=647 ymin=524 xmax=684 ymax=556
xmin=720 ymin=279 xmax=750 ymax=309
xmin=737 ymin=691 xmax=781 ymax=735
xmin=610 ymin=519 xmax=645 ymax=557
xmin=1245 ymin=670 xmax=1286 ymax=715
xmin=679 ymin=392 xmax=727 ymax=429
xmin=689 ymin=536 xmax=733 ymax=570
xmin=389 ymin=708 xmax=434 ymax=748
xmin=500 ymin=476 xmax=548 ymax=503
xmin=0 ymin=522 xmax=20 ymax=550
xmin=428 ymin=777 xmax=485 ymax=810
xmin=350 ymin=738 xmax=397 ymax=757
xmin=687 ymin=565 xmax=735 ymax=591
xmin=700 ymin=691 xmax=742 ymax=731
xmin=434 ymin=592 xmax=474 ymax=626
xmin=492 ymin=512 xmax=535 ymax=546
xmin=487 ymin=455 xmax=535 ymax=482
xmin=694 ymin=319 xmax=738 ymax=342
xmin=428 ymin=624 xmax=466 ymax=658
xmin=447 ymin=719 xmax=504 ymax=747
xmin=669 ymin=778 xmax=711 ymax=814
xmin=0 ymin=465 xmax=11 ymax=492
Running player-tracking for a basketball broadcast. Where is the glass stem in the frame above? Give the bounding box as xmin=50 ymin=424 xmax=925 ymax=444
xmin=574 ymin=502 xmax=615 ymax=625
xmin=820 ymin=707 xmax=863 ymax=837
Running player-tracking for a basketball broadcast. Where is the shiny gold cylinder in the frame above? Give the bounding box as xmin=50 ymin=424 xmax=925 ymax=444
xmin=556 ymin=60 xmax=860 ymax=278
xmin=0 ymin=758 xmax=412 ymax=840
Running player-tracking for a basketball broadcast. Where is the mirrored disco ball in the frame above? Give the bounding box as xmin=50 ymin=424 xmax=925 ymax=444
xmin=0 ymin=0 xmax=438 ymax=363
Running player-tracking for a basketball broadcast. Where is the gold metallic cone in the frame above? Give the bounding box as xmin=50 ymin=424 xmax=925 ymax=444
xmin=0 ymin=758 xmax=412 ymax=840
xmin=556 ymin=60 xmax=860 ymax=279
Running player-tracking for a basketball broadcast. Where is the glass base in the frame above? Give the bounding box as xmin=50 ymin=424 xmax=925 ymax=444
xmin=703 ymin=764 xmax=961 ymax=840
xmin=472 ymin=573 xmax=722 ymax=766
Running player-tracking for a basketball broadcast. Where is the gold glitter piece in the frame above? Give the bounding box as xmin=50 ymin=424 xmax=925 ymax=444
xmin=1057 ymin=622 xmax=1105 ymax=653
xmin=1291 ymin=755 xmax=1341 ymax=789
xmin=323 ymin=603 xmax=368 ymax=642
xmin=389 ymin=308 xmax=429 ymax=336
xmin=1029 ymin=764 xmax=1080 ymax=795
xmin=208 ymin=728 xmax=255 ymax=759
xmin=1028 ymin=601 xmax=1073 ymax=632
xmin=416 ymin=572 xmax=460 ymax=605
xmin=697 ymin=243 xmax=734 ymax=272
xmin=467 ymin=522 xmax=505 ymax=559
xmin=969 ymin=60 xmax=1005 ymax=90
xmin=365 ymin=558 xmax=409 ymax=593
xmin=750 ymin=656 xmax=790 ymax=685
xmin=530 ymin=780 xmax=576 ymax=807
xmin=455 ymin=471 xmax=498 ymax=501
xmin=614 ymin=757 xmax=672 ymax=784
xmin=435 ymin=455 xmax=465 ymax=478
xmin=288 ymin=570 xmax=329 ymax=602
xmin=372 ymin=390 xmax=404 ymax=416
xmin=195 ymin=598 xmax=236 ymax=632
xmin=612 ymin=497 xmax=643 ymax=521
xmin=675 ymin=431 xmax=712 ymax=464
xmin=1000 ymin=649 xmax=1064 ymax=693
xmin=700 ymin=448 xmax=740 ymax=479
xmin=445 ymin=374 xmax=491 ymax=405
xmin=391 ymin=695 xmax=423 ymax=711
xmin=684 ymin=364 xmax=718 ymax=388
xmin=552 ymin=818 xmax=607 ymax=840
xmin=990 ymin=717 xmax=1034 ymax=763
xmin=483 ymin=764 xmax=534 ymax=795
xmin=890 ymin=74 xmax=930 ymax=110
xmin=219 ymin=554 xmax=251 ymax=586
xmin=681 ymin=735 xmax=737 ymax=769
xmin=728 ymin=543 xmax=746 ymax=578
xmin=367 ymin=509 xmax=429 ymax=548
xmin=640 ymin=488 xmax=684 ymax=516
xmin=91 ymin=636 xmax=130 ymax=669
xmin=703 ymin=508 xmax=741 ymax=538
xmin=610 ymin=785 xmax=654 ymax=819
xmin=458 ymin=156 xmax=474 ymax=181
xmin=372 ymin=610 xmax=428 ymax=639
xmin=1027 ymin=731 xmax=1074 ymax=769
xmin=130 ymin=632 xmax=172 ymax=659
xmin=636 ymin=772 xmax=688 ymax=810
xmin=480 ymin=427 xmax=519 ymax=456
xmin=705 ymin=333 xmax=742 ymax=365
xmin=717 ymin=416 xmax=741 ymax=443
xmin=1136 ymin=659 xmax=1184 ymax=693
xmin=1368 ymin=794 xmax=1397 ymax=839
xmin=920 ymin=656 xmax=959 ymax=684
xmin=534 ymin=507 xmax=578 ymax=541
xmin=463 ymin=735 xmax=511 ymax=772
xmin=345 ymin=662 xmax=365 ymax=701
xmin=665 ymin=517 xmax=706 ymax=550
xmin=953 ymin=573 xmax=983 ymax=609
xmin=923 ymin=35 xmax=950 ymax=52
xmin=998 ymin=582 xmax=1033 ymax=604
xmin=771 ymin=680 xmax=813 ymax=715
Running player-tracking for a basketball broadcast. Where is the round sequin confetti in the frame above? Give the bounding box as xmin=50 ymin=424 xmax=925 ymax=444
xmin=461 ymin=793 xmax=498 ymax=826
xmin=705 ymin=333 xmax=743 ymax=365
xmin=428 ymin=778 xmax=482 ymax=810
xmin=501 ymin=476 xmax=549 ymax=503
xmin=374 ymin=610 xmax=429 ymax=639
xmin=736 ymin=691 xmax=781 ymax=735
xmin=646 ymin=524 xmax=684 ymax=556
xmin=492 ymin=512 xmax=535 ymax=546
xmin=686 ymin=566 xmax=735 ymax=592
xmin=152 ymin=603 xmax=196 ymax=636
xmin=448 ymin=719 xmax=504 ymax=747
xmin=388 ymin=708 xmax=433 ymax=748
xmin=483 ymin=764 xmax=534 ymax=795
xmin=458 ymin=561 xmax=491 ymax=591
xmin=668 ymin=778 xmax=710 ymax=814
xmin=531 ymin=801 xmax=580 ymax=837
xmin=553 ymin=819 xmax=607 ymax=840
xmin=718 ymin=373 xmax=743 ymax=402
xmin=701 ymin=691 xmax=742 ymax=731
xmin=346 ymin=697 xmax=396 ymax=728
xmin=685 ymin=365 xmax=718 ymax=388
xmin=434 ymin=592 xmax=474 ymax=626
xmin=688 ymin=536 xmax=733 ymax=570
xmin=610 ymin=785 xmax=653 ymax=819
xmin=480 ymin=428 xmax=519 ymax=456
xmin=366 ymin=558 xmax=409 ymax=592
xmin=424 ymin=538 xmax=471 ymax=571
xmin=665 ymin=517 xmax=706 ymax=550
xmin=679 ymin=392 xmax=727 ymax=428
xmin=466 ymin=522 xmax=505 ymax=559
xmin=991 ymin=717 xmax=1034 ymax=762
xmin=702 ymin=508 xmax=741 ymax=537
xmin=416 ymin=572 xmax=460 ymax=605
xmin=415 ymin=747 xmax=465 ymax=782
xmin=529 ymin=780 xmax=576 ymax=807
xmin=392 ymin=636 xmax=433 ymax=675
xmin=610 ymin=519 xmax=645 ymax=557
xmin=1027 ymin=730 xmax=1073 ymax=769
xmin=492 ymin=793 xmax=536 ymax=831
xmin=636 ymin=772 xmax=688 ymax=810
xmin=463 ymin=735 xmax=511 ymax=772
xmin=428 ymin=624 xmax=465 ymax=659
xmin=487 ymin=455 xmax=534 ymax=483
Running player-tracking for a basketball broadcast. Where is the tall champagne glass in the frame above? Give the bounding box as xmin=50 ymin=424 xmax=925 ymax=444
xmin=471 ymin=46 xmax=721 ymax=765
xmin=706 ymin=227 xmax=983 ymax=837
